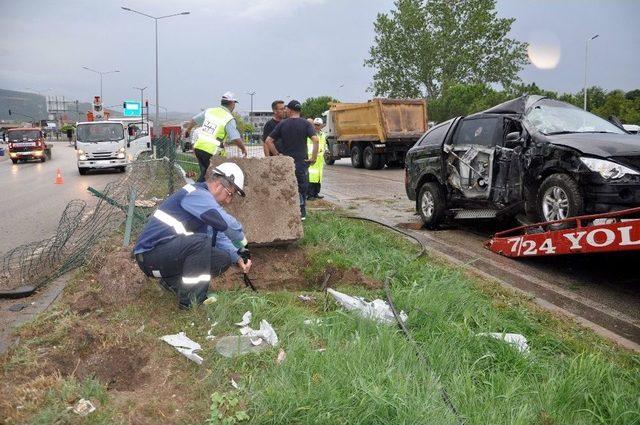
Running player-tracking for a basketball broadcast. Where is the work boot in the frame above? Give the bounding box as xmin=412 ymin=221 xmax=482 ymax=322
xmin=316 ymin=194 xmax=324 ymax=199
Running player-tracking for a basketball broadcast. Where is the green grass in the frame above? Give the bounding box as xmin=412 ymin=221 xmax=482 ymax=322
xmin=175 ymin=152 xmax=199 ymax=175
xmin=200 ymin=212 xmax=639 ymax=424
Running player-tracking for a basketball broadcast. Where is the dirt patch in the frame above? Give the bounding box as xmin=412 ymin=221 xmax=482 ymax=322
xmin=321 ymin=266 xmax=382 ymax=290
xmin=216 ymin=246 xmax=311 ymax=291
xmin=397 ymin=221 xmax=424 ymax=231
xmin=80 ymin=345 xmax=150 ymax=391
xmin=95 ymin=248 xmax=147 ymax=305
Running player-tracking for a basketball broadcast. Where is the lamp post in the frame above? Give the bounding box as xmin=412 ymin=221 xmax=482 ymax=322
xmin=121 ymin=6 xmax=189 ymax=131
xmin=82 ymin=67 xmax=119 ymax=101
xmin=133 ymin=86 xmax=147 ymax=130
xmin=148 ymin=103 xmax=168 ymax=121
xmin=583 ymin=34 xmax=599 ymax=110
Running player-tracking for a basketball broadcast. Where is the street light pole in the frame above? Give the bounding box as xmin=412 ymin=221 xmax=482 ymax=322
xmin=246 ymin=90 xmax=256 ymax=116
xmin=133 ymin=86 xmax=147 ymax=130
xmin=82 ymin=67 xmax=119 ymax=101
xmin=583 ymin=34 xmax=599 ymax=110
xmin=122 ymin=7 xmax=190 ymax=134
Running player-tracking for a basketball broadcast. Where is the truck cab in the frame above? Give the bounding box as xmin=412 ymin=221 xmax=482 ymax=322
xmin=75 ymin=120 xmax=152 ymax=175
xmin=7 ymin=128 xmax=52 ymax=164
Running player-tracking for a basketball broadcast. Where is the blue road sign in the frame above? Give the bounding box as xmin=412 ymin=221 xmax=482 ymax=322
xmin=123 ymin=101 xmax=142 ymax=117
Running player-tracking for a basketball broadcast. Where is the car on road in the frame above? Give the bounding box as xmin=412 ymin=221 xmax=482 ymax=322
xmin=6 ymin=128 xmax=52 ymax=164
xmin=405 ymin=95 xmax=640 ymax=228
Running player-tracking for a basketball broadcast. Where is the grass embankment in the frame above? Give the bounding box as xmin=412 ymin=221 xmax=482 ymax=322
xmin=1 ymin=212 xmax=638 ymax=424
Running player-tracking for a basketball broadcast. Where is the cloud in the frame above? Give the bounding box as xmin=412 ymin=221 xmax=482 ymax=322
xmin=232 ymin=0 xmax=326 ymax=20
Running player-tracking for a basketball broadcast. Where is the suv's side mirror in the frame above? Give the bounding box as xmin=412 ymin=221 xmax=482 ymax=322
xmin=504 ymin=131 xmax=522 ymax=148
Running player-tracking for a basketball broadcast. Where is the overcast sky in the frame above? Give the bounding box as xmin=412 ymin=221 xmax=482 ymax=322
xmin=1 ymin=0 xmax=638 ymax=115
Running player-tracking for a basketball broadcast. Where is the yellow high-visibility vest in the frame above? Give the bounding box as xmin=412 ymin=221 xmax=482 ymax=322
xmin=193 ymin=107 xmax=233 ymax=155
xmin=307 ymin=131 xmax=327 ymax=184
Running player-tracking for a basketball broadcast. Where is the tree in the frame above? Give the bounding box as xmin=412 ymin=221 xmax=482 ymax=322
xmin=301 ymin=96 xmax=339 ymax=119
xmin=365 ymin=0 xmax=528 ymax=99
xmin=593 ymin=90 xmax=640 ymax=124
xmin=428 ymin=83 xmax=509 ymax=122
xmin=232 ymin=113 xmax=255 ymax=134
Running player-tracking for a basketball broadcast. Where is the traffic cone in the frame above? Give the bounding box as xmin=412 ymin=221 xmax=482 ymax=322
xmin=54 ymin=168 xmax=64 ymax=185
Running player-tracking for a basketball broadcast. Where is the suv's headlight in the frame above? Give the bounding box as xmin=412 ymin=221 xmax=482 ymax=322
xmin=580 ymin=157 xmax=639 ymax=179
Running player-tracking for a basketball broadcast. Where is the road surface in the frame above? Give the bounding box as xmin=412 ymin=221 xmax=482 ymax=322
xmin=322 ymin=159 xmax=640 ymax=350
xmin=0 ymin=141 xmax=120 ymax=254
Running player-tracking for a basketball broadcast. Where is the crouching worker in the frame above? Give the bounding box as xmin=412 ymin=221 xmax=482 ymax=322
xmin=133 ymin=162 xmax=251 ymax=309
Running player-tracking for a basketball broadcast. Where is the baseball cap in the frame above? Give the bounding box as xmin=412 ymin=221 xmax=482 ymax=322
xmin=313 ymin=117 xmax=323 ymax=125
xmin=221 ymin=91 xmax=239 ymax=103
xmin=286 ymin=100 xmax=302 ymax=111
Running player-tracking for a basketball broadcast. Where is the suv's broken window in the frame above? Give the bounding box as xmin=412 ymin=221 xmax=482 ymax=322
xmin=453 ymin=117 xmax=500 ymax=147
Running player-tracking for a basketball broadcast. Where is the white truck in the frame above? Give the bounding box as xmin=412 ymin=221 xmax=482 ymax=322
xmin=75 ymin=120 xmax=151 ymax=175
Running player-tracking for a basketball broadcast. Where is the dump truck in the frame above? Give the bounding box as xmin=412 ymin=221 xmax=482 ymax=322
xmin=323 ymin=99 xmax=428 ymax=169
xmin=7 ymin=127 xmax=52 ymax=163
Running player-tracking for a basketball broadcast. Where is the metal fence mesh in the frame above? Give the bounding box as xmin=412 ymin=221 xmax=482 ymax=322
xmin=0 ymin=137 xmax=186 ymax=293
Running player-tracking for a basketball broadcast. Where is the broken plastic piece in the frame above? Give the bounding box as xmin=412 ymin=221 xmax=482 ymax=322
xmin=72 ymin=398 xmax=96 ymax=416
xmin=303 ymin=318 xmax=323 ymax=325
xmin=230 ymin=378 xmax=239 ymax=389
xmin=239 ymin=320 xmax=278 ymax=346
xmin=215 ymin=335 xmax=268 ymax=358
xmin=235 ymin=311 xmax=252 ymax=327
xmin=160 ymin=332 xmax=204 ymax=365
xmin=327 ymin=288 xmax=408 ymax=325
xmin=276 ymin=349 xmax=286 ymax=364
xmin=298 ymin=294 xmax=316 ymax=302
xmin=476 ymin=332 xmax=530 ymax=354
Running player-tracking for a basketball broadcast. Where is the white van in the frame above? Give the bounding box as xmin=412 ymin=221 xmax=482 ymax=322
xmin=75 ymin=120 xmax=151 ymax=175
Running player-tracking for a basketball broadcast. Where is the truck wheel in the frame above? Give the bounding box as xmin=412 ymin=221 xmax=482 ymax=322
xmin=363 ymin=146 xmax=381 ymax=170
xmin=536 ymin=173 xmax=584 ymax=222
xmin=351 ymin=145 xmax=364 ymax=168
xmin=40 ymin=155 xmax=46 ymax=163
xmin=78 ymin=168 xmax=88 ymax=175
xmin=11 ymin=159 xmax=18 ymax=164
xmin=324 ymin=151 xmax=335 ymax=165
xmin=375 ymin=154 xmax=385 ymax=169
xmin=118 ymin=166 xmax=127 ymax=173
xmin=418 ymin=182 xmax=446 ymax=229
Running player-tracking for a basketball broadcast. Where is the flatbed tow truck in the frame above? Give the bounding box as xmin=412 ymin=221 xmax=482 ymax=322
xmin=485 ymin=207 xmax=640 ymax=257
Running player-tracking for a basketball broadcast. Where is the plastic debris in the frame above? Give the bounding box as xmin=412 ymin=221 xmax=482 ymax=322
xmin=235 ymin=311 xmax=252 ymax=327
xmin=476 ymin=332 xmax=530 ymax=354
xmin=303 ymin=318 xmax=323 ymax=326
xmin=72 ymin=398 xmax=96 ymax=416
xmin=297 ymin=294 xmax=316 ymax=302
xmin=215 ymin=335 xmax=268 ymax=358
xmin=239 ymin=320 xmax=279 ymax=346
xmin=160 ymin=332 xmax=203 ymax=364
xmin=276 ymin=349 xmax=286 ymax=364
xmin=327 ymin=288 xmax=408 ymax=325
xmin=203 ymin=294 xmax=218 ymax=305
xmin=230 ymin=378 xmax=239 ymax=389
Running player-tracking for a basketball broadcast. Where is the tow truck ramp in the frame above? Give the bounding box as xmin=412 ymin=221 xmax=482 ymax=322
xmin=485 ymin=207 xmax=640 ymax=257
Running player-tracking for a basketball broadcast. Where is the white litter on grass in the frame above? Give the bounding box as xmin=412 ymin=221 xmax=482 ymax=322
xmin=239 ymin=320 xmax=279 ymax=346
xmin=235 ymin=311 xmax=252 ymax=327
xmin=276 ymin=349 xmax=286 ymax=364
xmin=160 ymin=332 xmax=204 ymax=365
xmin=327 ymin=288 xmax=408 ymax=325
xmin=72 ymin=398 xmax=96 ymax=416
xmin=298 ymin=294 xmax=316 ymax=302
xmin=230 ymin=378 xmax=239 ymax=389
xmin=477 ymin=332 xmax=530 ymax=354
xmin=303 ymin=318 xmax=323 ymax=326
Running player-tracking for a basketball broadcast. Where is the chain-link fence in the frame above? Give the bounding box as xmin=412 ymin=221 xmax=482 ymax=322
xmin=175 ymin=141 xmax=265 ymax=179
xmin=0 ymin=137 xmax=186 ymax=295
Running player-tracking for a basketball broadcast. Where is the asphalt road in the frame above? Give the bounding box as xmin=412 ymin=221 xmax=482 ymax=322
xmin=322 ymin=159 xmax=640 ymax=349
xmin=0 ymin=141 xmax=120 ymax=255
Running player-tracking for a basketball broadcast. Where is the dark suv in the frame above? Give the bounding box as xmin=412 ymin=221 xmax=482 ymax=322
xmin=405 ymin=95 xmax=640 ymax=228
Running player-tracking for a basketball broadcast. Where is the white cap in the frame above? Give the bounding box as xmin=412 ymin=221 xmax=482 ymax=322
xmin=221 ymin=91 xmax=239 ymax=103
xmin=313 ymin=117 xmax=323 ymax=125
xmin=212 ymin=162 xmax=245 ymax=196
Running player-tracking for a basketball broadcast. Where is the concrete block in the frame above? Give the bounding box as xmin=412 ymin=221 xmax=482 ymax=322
xmin=209 ymin=156 xmax=303 ymax=245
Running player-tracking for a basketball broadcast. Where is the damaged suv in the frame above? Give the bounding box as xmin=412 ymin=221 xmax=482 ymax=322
xmin=405 ymin=95 xmax=640 ymax=228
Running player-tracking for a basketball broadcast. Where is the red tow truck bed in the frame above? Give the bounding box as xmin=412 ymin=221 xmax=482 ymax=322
xmin=485 ymin=207 xmax=640 ymax=257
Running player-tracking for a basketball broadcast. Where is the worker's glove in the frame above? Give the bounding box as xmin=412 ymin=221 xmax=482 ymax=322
xmin=232 ymin=237 xmax=248 ymax=249
xmin=238 ymin=248 xmax=251 ymax=263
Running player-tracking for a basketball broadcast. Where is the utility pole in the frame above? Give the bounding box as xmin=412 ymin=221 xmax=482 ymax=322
xmin=82 ymin=67 xmax=119 ymax=102
xmin=583 ymin=34 xmax=599 ymax=110
xmin=134 ymin=86 xmax=147 ymax=131
xmin=122 ymin=6 xmax=190 ymax=134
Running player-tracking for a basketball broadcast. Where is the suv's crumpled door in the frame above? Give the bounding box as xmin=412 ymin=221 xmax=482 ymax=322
xmin=490 ymin=117 xmax=524 ymax=206
xmin=446 ymin=116 xmax=501 ymax=200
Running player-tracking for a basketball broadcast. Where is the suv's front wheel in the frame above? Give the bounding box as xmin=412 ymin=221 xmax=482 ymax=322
xmin=418 ymin=182 xmax=446 ymax=229
xmin=536 ymin=173 xmax=584 ymax=222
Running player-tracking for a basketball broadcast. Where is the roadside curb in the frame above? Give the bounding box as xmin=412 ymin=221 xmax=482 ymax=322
xmin=0 ymin=273 xmax=71 ymax=355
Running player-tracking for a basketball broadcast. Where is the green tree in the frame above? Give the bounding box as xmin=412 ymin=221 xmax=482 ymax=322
xmin=428 ymin=83 xmax=509 ymax=122
xmin=301 ymin=96 xmax=339 ymax=119
xmin=624 ymin=89 xmax=640 ymax=101
xmin=233 ymin=113 xmax=255 ymax=134
xmin=593 ymin=90 xmax=640 ymax=124
xmin=365 ymin=0 xmax=528 ymax=98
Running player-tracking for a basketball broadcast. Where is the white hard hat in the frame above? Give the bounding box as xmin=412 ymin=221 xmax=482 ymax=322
xmin=221 ymin=91 xmax=239 ymax=103
xmin=313 ymin=117 xmax=323 ymax=125
xmin=213 ymin=162 xmax=245 ymax=197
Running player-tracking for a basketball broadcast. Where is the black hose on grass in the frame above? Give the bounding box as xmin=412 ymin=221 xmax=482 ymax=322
xmin=341 ymin=215 xmax=465 ymax=424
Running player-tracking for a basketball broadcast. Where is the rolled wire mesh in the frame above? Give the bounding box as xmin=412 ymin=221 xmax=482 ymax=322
xmin=0 ymin=137 xmax=185 ymax=292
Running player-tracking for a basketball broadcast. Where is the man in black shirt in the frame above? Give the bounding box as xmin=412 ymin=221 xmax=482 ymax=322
xmin=262 ymin=100 xmax=285 ymax=155
xmin=265 ymin=100 xmax=319 ymax=220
